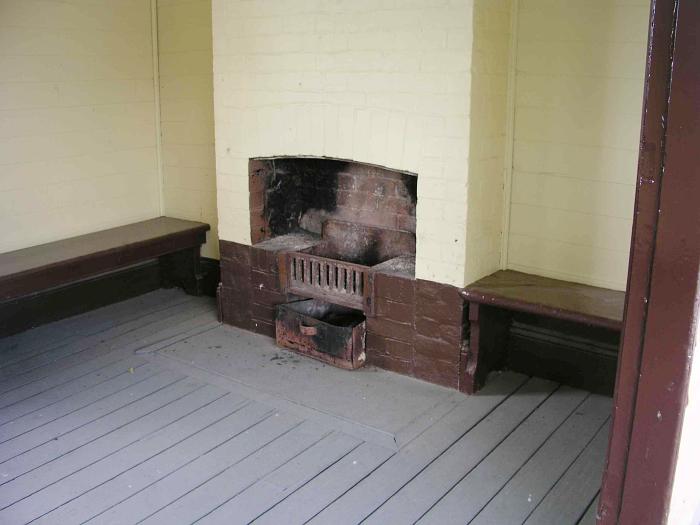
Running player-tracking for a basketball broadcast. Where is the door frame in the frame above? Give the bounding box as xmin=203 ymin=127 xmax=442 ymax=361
xmin=599 ymin=0 xmax=700 ymax=523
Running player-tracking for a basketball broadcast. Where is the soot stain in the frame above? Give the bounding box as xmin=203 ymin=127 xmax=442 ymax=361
xmin=264 ymin=158 xmax=343 ymax=236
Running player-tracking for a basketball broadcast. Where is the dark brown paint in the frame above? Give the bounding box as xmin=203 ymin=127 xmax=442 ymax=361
xmin=600 ymin=0 xmax=699 ymax=523
xmin=0 ymin=217 xmax=209 ymax=302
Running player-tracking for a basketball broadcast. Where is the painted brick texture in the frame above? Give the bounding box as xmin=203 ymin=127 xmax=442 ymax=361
xmin=157 ymin=0 xmax=219 ymax=258
xmin=212 ymin=0 xmax=479 ymax=287
xmin=0 ymin=0 xmax=160 ymax=253
xmin=507 ymin=0 xmax=650 ymax=290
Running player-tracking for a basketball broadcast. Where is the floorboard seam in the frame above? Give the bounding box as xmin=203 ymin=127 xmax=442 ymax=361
xmin=28 ymin=394 xmax=250 ymax=524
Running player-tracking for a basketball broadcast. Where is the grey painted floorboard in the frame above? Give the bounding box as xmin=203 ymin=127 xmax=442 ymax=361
xmin=89 ymin=409 xmax=300 ymax=525
xmin=128 ymin=420 xmax=332 ymax=525
xmin=0 ymin=290 xmax=189 ymax=359
xmin=363 ymin=377 xmax=558 ymax=525
xmin=577 ymin=493 xmax=601 ymax=525
xmin=471 ymin=397 xmax=611 ymax=525
xmin=196 ymin=431 xmax=362 ymax=525
xmin=0 ymin=290 xmax=611 ymax=525
xmin=0 ymin=385 xmax=224 ymax=511
xmin=0 ymin=295 xmax=199 ymax=374
xmin=306 ymin=371 xmax=528 ymax=525
xmin=0 ymin=372 xmax=191 ymax=477
xmin=0 ymin=361 xmax=156 ymax=440
xmin=253 ymin=441 xmax=394 ymax=525
xmin=417 ymin=387 xmax=592 ymax=525
xmin=0 ymin=356 xmax=146 ymax=423
xmin=525 ymin=423 xmax=611 ymax=525
xmin=33 ymin=394 xmax=256 ymax=525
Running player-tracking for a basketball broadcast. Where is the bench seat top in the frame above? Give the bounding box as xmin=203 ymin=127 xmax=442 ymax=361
xmin=0 ymin=217 xmax=209 ymax=301
xmin=460 ymin=270 xmax=625 ymax=331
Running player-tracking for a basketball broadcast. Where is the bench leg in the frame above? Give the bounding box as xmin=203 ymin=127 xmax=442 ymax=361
xmin=159 ymin=247 xmax=204 ymax=296
xmin=460 ymin=302 xmax=511 ymax=394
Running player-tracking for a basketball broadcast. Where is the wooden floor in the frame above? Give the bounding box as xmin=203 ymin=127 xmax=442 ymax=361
xmin=0 ymin=290 xmax=609 ymax=525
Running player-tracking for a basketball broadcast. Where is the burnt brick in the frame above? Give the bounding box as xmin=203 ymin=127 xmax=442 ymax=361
xmin=367 ymin=317 xmax=414 ymax=343
xmin=366 ymin=332 xmax=414 ymax=361
xmin=414 ymin=333 xmax=460 ymax=364
xmin=413 ymin=353 xmax=459 ymax=389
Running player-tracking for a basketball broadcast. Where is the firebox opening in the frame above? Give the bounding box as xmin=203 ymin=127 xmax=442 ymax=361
xmin=249 ymin=157 xmax=418 ymax=266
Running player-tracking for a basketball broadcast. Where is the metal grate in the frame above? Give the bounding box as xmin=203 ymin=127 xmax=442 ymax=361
xmin=282 ymin=252 xmax=369 ymax=311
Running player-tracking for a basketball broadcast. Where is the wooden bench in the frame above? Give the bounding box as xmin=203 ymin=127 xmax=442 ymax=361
xmin=0 ymin=217 xmax=210 ymax=336
xmin=459 ymin=270 xmax=625 ymax=395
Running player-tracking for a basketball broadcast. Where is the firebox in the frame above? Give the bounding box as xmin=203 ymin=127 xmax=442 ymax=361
xmin=249 ymin=157 xmax=417 ymax=367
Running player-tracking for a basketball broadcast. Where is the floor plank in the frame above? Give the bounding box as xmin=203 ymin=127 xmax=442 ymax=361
xmin=0 ymin=385 xmax=226 ymax=515
xmin=307 ymin=371 xmax=528 ymax=525
xmin=525 ymin=423 xmax=611 ymax=525
xmin=577 ymin=493 xmax=601 ymax=525
xmin=0 ymin=356 xmax=146 ymax=424
xmin=417 ymin=387 xmax=594 ymax=525
xmin=0 ymin=372 xmax=190 ymax=478
xmin=363 ymin=377 xmax=559 ymax=525
xmin=471 ymin=397 xmax=610 ymax=525
xmin=0 ymin=290 xmax=189 ymax=358
xmin=253 ymin=441 xmax=394 ymax=525
xmin=196 ymin=431 xmax=362 ymax=525
xmin=88 ymin=409 xmax=302 ymax=525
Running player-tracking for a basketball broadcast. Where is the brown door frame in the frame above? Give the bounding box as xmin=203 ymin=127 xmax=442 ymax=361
xmin=599 ymin=0 xmax=700 ymax=523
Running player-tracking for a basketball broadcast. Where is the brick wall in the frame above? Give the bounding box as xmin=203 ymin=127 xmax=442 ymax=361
xmin=0 ymin=0 xmax=160 ymax=253
xmin=506 ymin=0 xmax=649 ymax=290
xmin=212 ymin=0 xmax=489 ymax=287
xmin=157 ymin=0 xmax=218 ymax=258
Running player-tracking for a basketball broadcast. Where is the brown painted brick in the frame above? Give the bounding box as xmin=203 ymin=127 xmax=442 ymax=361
xmin=253 ymin=288 xmax=287 ymax=306
xmin=219 ymin=285 xmax=251 ymax=330
xmin=373 ymin=273 xmax=415 ymax=303
xmin=250 ymin=247 xmax=280 ymax=273
xmin=251 ymin=318 xmax=275 ymax=338
xmin=412 ymin=353 xmax=459 ymax=389
xmin=415 ymin=279 xmax=463 ymax=324
xmin=366 ymin=317 xmax=414 ymax=343
xmin=250 ymin=269 xmax=280 ymax=292
xmin=366 ymin=333 xmax=414 ymax=361
xmin=414 ymin=316 xmax=463 ymax=345
xmin=251 ymin=301 xmax=276 ymax=323
xmin=376 ymin=297 xmax=414 ymax=324
xmin=366 ymin=352 xmax=413 ymax=375
xmin=220 ymin=240 xmax=251 ymax=266
xmin=414 ymin=333 xmax=460 ymax=364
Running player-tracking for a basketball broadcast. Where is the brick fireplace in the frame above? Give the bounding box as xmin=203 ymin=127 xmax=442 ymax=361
xmin=218 ymin=157 xmax=468 ymax=389
xmin=212 ymin=0 xmax=513 ymax=390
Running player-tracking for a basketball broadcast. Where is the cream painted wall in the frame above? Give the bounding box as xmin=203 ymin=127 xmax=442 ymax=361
xmin=464 ymin=0 xmax=512 ymax=285
xmin=157 ymin=0 xmax=218 ymax=258
xmin=505 ymin=0 xmax=650 ymax=290
xmin=212 ymin=0 xmax=477 ymax=286
xmin=0 ymin=0 xmax=161 ymax=253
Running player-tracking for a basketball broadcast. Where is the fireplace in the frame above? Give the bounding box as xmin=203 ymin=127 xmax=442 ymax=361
xmin=219 ymin=157 xmax=468 ymax=389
